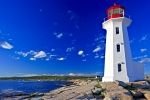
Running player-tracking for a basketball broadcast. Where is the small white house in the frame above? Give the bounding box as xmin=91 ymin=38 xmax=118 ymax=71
xmin=102 ymin=4 xmax=144 ymax=82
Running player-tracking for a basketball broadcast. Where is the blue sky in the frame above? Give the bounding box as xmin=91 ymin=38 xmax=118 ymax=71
xmin=0 ymin=0 xmax=150 ymax=77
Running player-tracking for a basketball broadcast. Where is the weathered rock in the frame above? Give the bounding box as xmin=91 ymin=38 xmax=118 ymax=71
xmin=130 ymin=90 xmax=144 ymax=98
xmin=144 ymin=93 xmax=150 ymax=100
xmin=104 ymin=92 xmax=133 ymax=100
xmin=42 ymin=81 xmax=98 ymax=100
xmin=41 ymin=80 xmax=150 ymax=100
xmin=115 ymin=81 xmax=128 ymax=88
xmin=101 ymin=82 xmax=133 ymax=100
xmin=129 ymin=81 xmax=150 ymax=89
xmin=138 ymin=90 xmax=150 ymax=100
xmin=92 ymin=88 xmax=102 ymax=95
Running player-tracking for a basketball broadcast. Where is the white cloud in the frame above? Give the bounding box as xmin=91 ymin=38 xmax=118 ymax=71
xmin=82 ymin=59 xmax=87 ymax=62
xmin=16 ymin=51 xmax=28 ymax=57
xmin=139 ymin=58 xmax=150 ymax=63
xmin=94 ymin=55 xmax=99 ymax=59
xmin=30 ymin=58 xmax=36 ymax=61
xmin=133 ymin=55 xmax=148 ymax=60
xmin=140 ymin=48 xmax=147 ymax=53
xmin=0 ymin=41 xmax=13 ymax=50
xmin=34 ymin=51 xmax=47 ymax=58
xmin=46 ymin=58 xmax=50 ymax=61
xmin=51 ymin=48 xmax=55 ymax=52
xmin=78 ymin=50 xmax=84 ymax=56
xmin=54 ymin=32 xmax=63 ymax=39
xmin=28 ymin=50 xmax=37 ymax=55
xmin=22 ymin=74 xmax=39 ymax=77
xmin=140 ymin=35 xmax=148 ymax=41
xmin=94 ymin=54 xmax=104 ymax=59
xmin=93 ymin=46 xmax=101 ymax=53
xmin=46 ymin=54 xmax=57 ymax=60
xmin=68 ymin=73 xmax=98 ymax=76
xmin=57 ymin=33 xmax=63 ymax=38
xmin=16 ymin=50 xmax=38 ymax=58
xmin=15 ymin=50 xmax=60 ymax=61
xmin=67 ymin=10 xmax=75 ymax=21
xmin=57 ymin=57 xmax=65 ymax=61
xmin=49 ymin=54 xmax=57 ymax=58
xmin=68 ymin=73 xmax=75 ymax=76
xmin=66 ymin=47 xmax=74 ymax=52
xmin=100 ymin=55 xmax=105 ymax=59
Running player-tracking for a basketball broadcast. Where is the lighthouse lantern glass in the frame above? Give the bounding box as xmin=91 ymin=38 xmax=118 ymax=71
xmin=113 ymin=9 xmax=119 ymax=14
xmin=107 ymin=5 xmax=124 ymax=19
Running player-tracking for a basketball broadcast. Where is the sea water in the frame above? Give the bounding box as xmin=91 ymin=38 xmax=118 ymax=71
xmin=0 ymin=80 xmax=66 ymax=94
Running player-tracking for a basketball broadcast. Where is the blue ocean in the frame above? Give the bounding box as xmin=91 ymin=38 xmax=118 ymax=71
xmin=0 ymin=80 xmax=66 ymax=94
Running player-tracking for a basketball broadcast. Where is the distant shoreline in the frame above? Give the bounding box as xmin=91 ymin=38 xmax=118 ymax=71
xmin=0 ymin=75 xmax=99 ymax=81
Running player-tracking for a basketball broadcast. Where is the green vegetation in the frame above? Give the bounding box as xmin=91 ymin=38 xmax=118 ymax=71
xmin=93 ymin=82 xmax=106 ymax=99
xmin=0 ymin=76 xmax=96 ymax=81
xmin=94 ymin=83 xmax=102 ymax=88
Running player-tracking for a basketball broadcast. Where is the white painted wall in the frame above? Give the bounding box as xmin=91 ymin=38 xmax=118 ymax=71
xmin=102 ymin=17 xmax=144 ymax=82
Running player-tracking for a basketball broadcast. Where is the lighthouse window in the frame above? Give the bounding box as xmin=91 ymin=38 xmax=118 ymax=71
xmin=116 ymin=27 xmax=119 ymax=34
xmin=118 ymin=64 xmax=122 ymax=72
xmin=113 ymin=9 xmax=119 ymax=14
xmin=120 ymin=9 xmax=124 ymax=14
xmin=117 ymin=44 xmax=120 ymax=52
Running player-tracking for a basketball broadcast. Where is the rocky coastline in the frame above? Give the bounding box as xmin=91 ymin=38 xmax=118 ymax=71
xmin=41 ymin=80 xmax=150 ymax=100
xmin=1 ymin=79 xmax=150 ymax=100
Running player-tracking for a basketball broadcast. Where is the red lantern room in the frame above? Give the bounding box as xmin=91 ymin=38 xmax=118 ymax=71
xmin=107 ymin=4 xmax=124 ymax=19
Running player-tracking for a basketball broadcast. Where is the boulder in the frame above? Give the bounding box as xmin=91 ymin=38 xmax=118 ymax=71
xmin=101 ymin=82 xmax=133 ymax=100
xmin=130 ymin=90 xmax=144 ymax=98
xmin=104 ymin=92 xmax=133 ymax=100
xmin=138 ymin=90 xmax=150 ymax=100
xmin=129 ymin=81 xmax=150 ymax=89
xmin=144 ymin=93 xmax=150 ymax=100
xmin=115 ymin=81 xmax=128 ymax=88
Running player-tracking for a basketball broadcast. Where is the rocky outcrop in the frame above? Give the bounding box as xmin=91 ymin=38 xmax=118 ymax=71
xmin=127 ymin=81 xmax=150 ymax=89
xmin=42 ymin=80 xmax=98 ymax=100
xmin=130 ymin=90 xmax=144 ymax=98
xmin=144 ymin=93 xmax=150 ymax=100
xmin=3 ymin=80 xmax=149 ymax=100
xmin=101 ymin=82 xmax=133 ymax=100
xmin=41 ymin=80 xmax=150 ymax=100
xmin=115 ymin=81 xmax=128 ymax=88
xmin=138 ymin=90 xmax=150 ymax=100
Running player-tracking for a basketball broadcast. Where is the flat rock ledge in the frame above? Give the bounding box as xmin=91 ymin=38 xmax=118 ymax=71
xmin=101 ymin=81 xmax=150 ymax=100
xmin=101 ymin=82 xmax=133 ymax=100
xmin=42 ymin=80 xmax=97 ymax=100
xmin=42 ymin=80 xmax=150 ymax=100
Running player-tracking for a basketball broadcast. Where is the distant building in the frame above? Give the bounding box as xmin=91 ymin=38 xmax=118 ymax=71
xmin=95 ymin=75 xmax=101 ymax=79
xmin=102 ymin=4 xmax=144 ymax=82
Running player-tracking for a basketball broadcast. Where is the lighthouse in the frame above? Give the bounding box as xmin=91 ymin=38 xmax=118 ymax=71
xmin=102 ymin=4 xmax=144 ymax=82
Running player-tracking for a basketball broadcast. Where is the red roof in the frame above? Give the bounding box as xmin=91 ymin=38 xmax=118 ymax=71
xmin=107 ymin=4 xmax=124 ymax=13
xmin=106 ymin=4 xmax=125 ymax=19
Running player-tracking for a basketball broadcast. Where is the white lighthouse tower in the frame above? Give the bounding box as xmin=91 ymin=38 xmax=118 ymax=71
xmin=102 ymin=4 xmax=144 ymax=82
